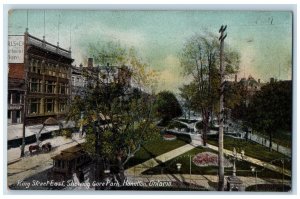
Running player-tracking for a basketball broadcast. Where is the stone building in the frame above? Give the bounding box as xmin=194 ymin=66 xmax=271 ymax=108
xmin=8 ymin=31 xmax=74 ymax=126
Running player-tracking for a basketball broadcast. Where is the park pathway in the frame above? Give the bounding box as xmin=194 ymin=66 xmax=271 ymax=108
xmin=125 ymin=142 xmax=201 ymax=176
xmin=125 ymin=142 xmax=291 ymax=177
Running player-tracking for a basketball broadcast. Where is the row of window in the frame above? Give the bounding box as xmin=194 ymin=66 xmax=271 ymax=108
xmin=71 ymin=76 xmax=87 ymax=87
xmin=29 ymin=98 xmax=67 ymax=115
xmin=29 ymin=59 xmax=69 ymax=78
xmin=29 ymin=78 xmax=69 ymax=94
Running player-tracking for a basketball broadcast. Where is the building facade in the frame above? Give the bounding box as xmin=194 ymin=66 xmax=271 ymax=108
xmin=71 ymin=65 xmax=86 ymax=99
xmin=8 ymin=31 xmax=74 ymax=126
xmin=8 ymin=78 xmax=25 ymax=124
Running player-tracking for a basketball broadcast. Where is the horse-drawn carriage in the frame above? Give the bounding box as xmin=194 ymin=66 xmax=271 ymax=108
xmin=29 ymin=142 xmax=52 ymax=155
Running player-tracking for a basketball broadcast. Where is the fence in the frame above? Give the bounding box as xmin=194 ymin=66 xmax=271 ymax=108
xmin=247 ymin=133 xmax=291 ymax=157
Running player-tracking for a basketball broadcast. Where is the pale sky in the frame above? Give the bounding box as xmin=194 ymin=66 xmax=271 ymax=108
xmin=8 ymin=10 xmax=293 ymax=93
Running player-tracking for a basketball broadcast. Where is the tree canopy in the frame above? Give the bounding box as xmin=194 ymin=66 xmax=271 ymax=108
xmin=154 ymin=91 xmax=183 ymax=122
xmin=67 ymin=41 xmax=159 ymax=184
xmin=245 ymin=80 xmax=292 ymax=149
xmin=179 ymin=33 xmax=240 ymax=145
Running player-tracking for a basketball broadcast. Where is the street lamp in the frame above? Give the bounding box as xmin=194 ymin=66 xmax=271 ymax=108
xmin=232 ymin=147 xmax=237 ymax=176
xmin=176 ymin=163 xmax=182 ymax=172
xmin=250 ymin=166 xmax=257 ymax=191
xmin=232 ymin=147 xmax=245 ymax=177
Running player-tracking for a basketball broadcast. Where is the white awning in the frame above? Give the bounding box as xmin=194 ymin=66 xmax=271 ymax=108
xmin=7 ymin=120 xmax=75 ymax=141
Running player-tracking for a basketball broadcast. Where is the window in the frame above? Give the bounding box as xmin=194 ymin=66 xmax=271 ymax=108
xmin=8 ymin=110 xmax=11 ymax=119
xmin=30 ymin=78 xmax=41 ymax=92
xmin=16 ymin=110 xmax=21 ymax=123
xmin=59 ymin=102 xmax=66 ymax=112
xmin=30 ymin=60 xmax=41 ymax=74
xmin=45 ymin=81 xmax=56 ymax=93
xmin=59 ymin=83 xmax=67 ymax=94
xmin=72 ymin=77 xmax=75 ymax=86
xmin=8 ymin=93 xmax=11 ymax=104
xmin=29 ymin=98 xmax=40 ymax=114
xmin=15 ymin=93 xmax=21 ymax=103
xmin=16 ymin=110 xmax=20 ymax=118
xmin=45 ymin=99 xmax=54 ymax=113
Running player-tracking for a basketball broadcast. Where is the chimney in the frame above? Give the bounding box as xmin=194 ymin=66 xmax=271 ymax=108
xmin=258 ymin=79 xmax=260 ymax=84
xmin=235 ymin=74 xmax=237 ymax=82
xmin=88 ymin=58 xmax=93 ymax=68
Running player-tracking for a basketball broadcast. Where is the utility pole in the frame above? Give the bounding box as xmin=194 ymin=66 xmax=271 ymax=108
xmin=218 ymin=24 xmax=227 ymax=191
xmin=20 ymin=13 xmax=29 ymax=157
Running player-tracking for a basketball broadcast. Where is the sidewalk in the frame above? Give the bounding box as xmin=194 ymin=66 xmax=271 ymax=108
xmin=125 ymin=143 xmax=200 ymax=176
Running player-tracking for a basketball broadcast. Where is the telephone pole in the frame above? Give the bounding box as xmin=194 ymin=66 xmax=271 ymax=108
xmin=218 ymin=24 xmax=227 ymax=191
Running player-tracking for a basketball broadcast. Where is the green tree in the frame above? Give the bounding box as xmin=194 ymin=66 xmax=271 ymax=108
xmin=246 ymin=80 xmax=292 ymax=150
xmin=179 ymin=33 xmax=239 ymax=146
xmin=154 ymin=91 xmax=182 ymax=123
xmin=68 ymin=41 xmax=158 ymax=187
xmin=179 ymin=84 xmax=194 ymax=119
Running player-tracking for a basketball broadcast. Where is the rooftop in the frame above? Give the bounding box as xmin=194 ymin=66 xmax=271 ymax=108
xmin=27 ymin=33 xmax=72 ymax=59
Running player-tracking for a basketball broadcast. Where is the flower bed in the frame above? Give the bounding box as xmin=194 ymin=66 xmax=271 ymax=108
xmin=163 ymin=134 xmax=177 ymax=141
xmin=192 ymin=152 xmax=232 ymax=167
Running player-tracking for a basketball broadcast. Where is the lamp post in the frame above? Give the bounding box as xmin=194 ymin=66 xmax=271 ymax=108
xmin=232 ymin=148 xmax=244 ymax=176
xmin=232 ymin=147 xmax=237 ymax=177
xmin=281 ymin=159 xmax=285 ymax=191
xmin=226 ymin=147 xmax=245 ymax=191
xmin=174 ymin=155 xmax=192 ymax=184
xmin=189 ymin=155 xmax=192 ymax=185
xmin=79 ymin=111 xmax=84 ymax=137
xmin=250 ymin=166 xmax=257 ymax=191
xmin=176 ymin=163 xmax=182 ymax=172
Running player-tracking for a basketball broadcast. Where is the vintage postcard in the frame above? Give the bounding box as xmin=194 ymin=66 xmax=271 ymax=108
xmin=7 ymin=9 xmax=293 ymax=192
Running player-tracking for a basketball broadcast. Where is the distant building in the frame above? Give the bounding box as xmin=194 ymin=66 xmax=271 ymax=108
xmin=239 ymin=76 xmax=261 ymax=107
xmin=71 ymin=58 xmax=133 ymax=99
xmin=71 ymin=65 xmax=86 ymax=99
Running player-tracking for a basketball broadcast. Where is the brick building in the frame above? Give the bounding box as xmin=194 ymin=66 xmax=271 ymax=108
xmin=8 ymin=31 xmax=73 ymax=126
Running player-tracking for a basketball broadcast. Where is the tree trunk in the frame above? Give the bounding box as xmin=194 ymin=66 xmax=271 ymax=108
xmin=94 ymin=125 xmax=105 ymax=190
xmin=116 ymin=154 xmax=126 ymax=184
xmin=95 ymin=157 xmax=105 ymax=190
xmin=202 ymin=108 xmax=209 ymax=146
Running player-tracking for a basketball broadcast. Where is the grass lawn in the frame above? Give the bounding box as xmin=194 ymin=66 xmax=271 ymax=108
xmin=142 ymin=147 xmax=291 ymax=180
xmin=125 ymin=133 xmax=191 ymax=169
xmin=207 ymin=136 xmax=291 ymax=170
